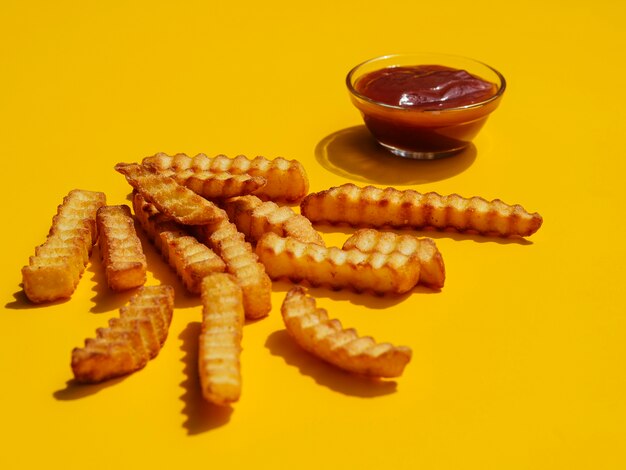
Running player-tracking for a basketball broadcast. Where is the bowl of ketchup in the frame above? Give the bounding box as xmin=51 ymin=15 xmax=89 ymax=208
xmin=347 ymin=53 xmax=506 ymax=159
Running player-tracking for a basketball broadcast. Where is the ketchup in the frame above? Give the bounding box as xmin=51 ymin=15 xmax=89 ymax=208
xmin=355 ymin=65 xmax=497 ymax=110
xmin=349 ymin=64 xmax=503 ymax=157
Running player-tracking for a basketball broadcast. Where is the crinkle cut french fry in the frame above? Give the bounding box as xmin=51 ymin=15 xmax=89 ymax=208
xmin=120 ymin=285 xmax=174 ymax=345
xmin=281 ymin=287 xmax=412 ymax=377
xmin=222 ymin=195 xmax=324 ymax=246
xmin=115 ymin=162 xmax=225 ymax=225
xmin=160 ymin=231 xmax=227 ymax=294
xmin=97 ymin=205 xmax=147 ymax=291
xmin=185 ymin=171 xmax=266 ymax=200
xmin=343 ymin=229 xmax=445 ymax=289
xmin=164 ymin=169 xmax=266 ymax=200
xmin=300 ymin=183 xmax=543 ymax=238
xmin=199 ymin=273 xmax=244 ymax=405
xmin=142 ymin=152 xmax=309 ymax=204
xmin=255 ymin=233 xmax=420 ymax=295
xmin=195 ymin=218 xmax=272 ymax=319
xmin=71 ymin=285 xmax=174 ymax=383
xmin=132 ymin=192 xmax=225 ymax=294
xmin=131 ymin=191 xmax=179 ymax=253
xmin=22 ymin=189 xmax=106 ymax=303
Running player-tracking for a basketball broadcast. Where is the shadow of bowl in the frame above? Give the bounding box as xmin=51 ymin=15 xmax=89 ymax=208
xmin=315 ymin=125 xmax=476 ymax=185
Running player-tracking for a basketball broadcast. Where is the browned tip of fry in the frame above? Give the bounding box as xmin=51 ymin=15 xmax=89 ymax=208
xmin=114 ymin=162 xmax=138 ymax=173
xmin=115 ymin=162 xmax=226 ymax=226
xmin=281 ymin=287 xmax=412 ymax=378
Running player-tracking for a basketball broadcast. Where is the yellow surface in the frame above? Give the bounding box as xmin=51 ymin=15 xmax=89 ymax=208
xmin=1 ymin=1 xmax=625 ymax=469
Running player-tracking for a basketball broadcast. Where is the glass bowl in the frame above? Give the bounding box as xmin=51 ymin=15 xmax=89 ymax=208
xmin=346 ymin=53 xmax=506 ymax=159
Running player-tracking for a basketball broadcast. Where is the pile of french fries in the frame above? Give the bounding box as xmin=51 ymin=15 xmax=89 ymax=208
xmin=21 ymin=152 xmax=543 ymax=405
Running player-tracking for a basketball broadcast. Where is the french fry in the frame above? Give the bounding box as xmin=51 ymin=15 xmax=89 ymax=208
xmin=301 ymin=183 xmax=543 ymax=238
xmin=199 ymin=273 xmax=244 ymax=405
xmin=184 ymin=171 xmax=266 ymax=200
xmin=281 ymin=287 xmax=412 ymax=377
xmin=96 ymin=205 xmax=147 ymax=291
xmin=343 ymin=229 xmax=445 ymax=289
xmin=161 ymin=168 xmax=266 ymax=200
xmin=71 ymin=285 xmax=174 ymax=383
xmin=142 ymin=152 xmax=309 ymax=204
xmin=22 ymin=189 xmax=106 ymax=303
xmin=120 ymin=285 xmax=174 ymax=345
xmin=115 ymin=162 xmax=225 ymax=225
xmin=131 ymin=191 xmax=179 ymax=253
xmin=132 ymin=192 xmax=225 ymax=294
xmin=222 ymin=195 xmax=324 ymax=246
xmin=195 ymin=218 xmax=272 ymax=319
xmin=255 ymin=233 xmax=420 ymax=295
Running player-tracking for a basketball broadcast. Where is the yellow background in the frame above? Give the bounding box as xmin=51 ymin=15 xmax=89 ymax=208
xmin=1 ymin=1 xmax=625 ymax=469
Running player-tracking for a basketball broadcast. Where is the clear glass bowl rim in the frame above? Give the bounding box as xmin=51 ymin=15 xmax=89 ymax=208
xmin=346 ymin=53 xmax=507 ymax=113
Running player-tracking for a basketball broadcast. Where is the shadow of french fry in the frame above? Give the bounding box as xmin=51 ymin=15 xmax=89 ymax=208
xmin=312 ymin=222 xmax=533 ymax=246
xmin=53 ymin=376 xmax=129 ymax=400
xmin=271 ymin=280 xmax=417 ymax=310
xmin=178 ymin=321 xmax=233 ymax=435
xmin=265 ymin=329 xmax=398 ymax=398
xmin=4 ymin=289 xmax=67 ymax=310
xmin=88 ymin=243 xmax=138 ymax=314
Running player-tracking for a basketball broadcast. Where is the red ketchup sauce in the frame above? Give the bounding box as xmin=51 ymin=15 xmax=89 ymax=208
xmin=352 ymin=65 xmax=501 ymax=155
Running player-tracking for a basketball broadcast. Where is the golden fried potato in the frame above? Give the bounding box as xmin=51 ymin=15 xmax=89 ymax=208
xmin=96 ymin=205 xmax=147 ymax=291
xmin=160 ymin=231 xmax=227 ymax=294
xmin=199 ymin=273 xmax=244 ymax=405
xmin=184 ymin=171 xmax=266 ymax=200
xmin=71 ymin=285 xmax=174 ymax=383
xmin=115 ymin=162 xmax=225 ymax=225
xmin=120 ymin=285 xmax=174 ymax=345
xmin=222 ymin=195 xmax=324 ymax=246
xmin=22 ymin=189 xmax=106 ymax=303
xmin=255 ymin=233 xmax=420 ymax=295
xmin=131 ymin=191 xmax=180 ymax=253
xmin=301 ymin=183 xmax=543 ymax=238
xmin=343 ymin=229 xmax=445 ymax=289
xmin=195 ymin=218 xmax=272 ymax=319
xmin=132 ymin=192 xmax=225 ymax=294
xmin=281 ymin=287 xmax=412 ymax=377
xmin=161 ymin=168 xmax=266 ymax=200
xmin=142 ymin=152 xmax=309 ymax=204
